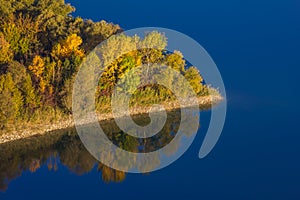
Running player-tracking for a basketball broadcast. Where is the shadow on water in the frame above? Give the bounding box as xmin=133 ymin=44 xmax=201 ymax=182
xmin=0 ymin=109 xmax=200 ymax=192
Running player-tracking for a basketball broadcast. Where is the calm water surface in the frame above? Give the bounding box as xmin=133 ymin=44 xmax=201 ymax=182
xmin=1 ymin=0 xmax=300 ymax=199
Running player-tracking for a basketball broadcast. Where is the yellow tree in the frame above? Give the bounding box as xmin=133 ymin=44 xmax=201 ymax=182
xmin=28 ymin=55 xmax=47 ymax=93
xmin=0 ymin=33 xmax=13 ymax=64
xmin=184 ymin=66 xmax=205 ymax=95
xmin=98 ymin=164 xmax=126 ymax=183
xmin=51 ymin=34 xmax=84 ymax=58
xmin=165 ymin=50 xmax=185 ymax=72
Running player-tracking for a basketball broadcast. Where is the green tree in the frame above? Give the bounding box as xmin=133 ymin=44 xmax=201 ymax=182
xmin=1 ymin=14 xmax=39 ymax=60
xmin=0 ymin=0 xmax=34 ymax=17
xmin=6 ymin=61 xmax=39 ymax=118
xmin=81 ymin=19 xmax=121 ymax=52
xmin=0 ymin=73 xmax=23 ymax=127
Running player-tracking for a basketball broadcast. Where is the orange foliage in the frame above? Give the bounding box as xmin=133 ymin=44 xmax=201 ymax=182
xmin=28 ymin=55 xmax=47 ymax=93
xmin=29 ymin=159 xmax=41 ymax=173
xmin=52 ymin=34 xmax=85 ymax=58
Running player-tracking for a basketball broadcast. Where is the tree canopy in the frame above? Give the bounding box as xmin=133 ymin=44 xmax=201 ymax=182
xmin=0 ymin=0 xmax=212 ymax=130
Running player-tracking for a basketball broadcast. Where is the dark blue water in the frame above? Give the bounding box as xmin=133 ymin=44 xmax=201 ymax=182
xmin=1 ymin=0 xmax=300 ymax=199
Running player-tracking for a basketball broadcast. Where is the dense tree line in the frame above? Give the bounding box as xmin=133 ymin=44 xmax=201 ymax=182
xmin=0 ymin=0 xmax=121 ymax=128
xmin=0 ymin=0 xmax=215 ymax=130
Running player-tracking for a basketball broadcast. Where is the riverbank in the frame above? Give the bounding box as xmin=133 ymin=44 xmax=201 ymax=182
xmin=0 ymin=95 xmax=223 ymax=144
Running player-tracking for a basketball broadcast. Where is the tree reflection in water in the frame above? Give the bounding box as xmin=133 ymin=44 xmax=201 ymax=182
xmin=0 ymin=109 xmax=199 ymax=191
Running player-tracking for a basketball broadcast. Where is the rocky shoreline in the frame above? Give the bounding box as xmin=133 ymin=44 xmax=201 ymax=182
xmin=0 ymin=95 xmax=222 ymax=144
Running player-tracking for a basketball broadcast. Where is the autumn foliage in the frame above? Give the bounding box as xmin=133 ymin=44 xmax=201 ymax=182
xmin=0 ymin=0 xmax=212 ymax=130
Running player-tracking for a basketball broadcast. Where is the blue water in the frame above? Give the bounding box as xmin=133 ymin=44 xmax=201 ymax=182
xmin=1 ymin=0 xmax=300 ymax=199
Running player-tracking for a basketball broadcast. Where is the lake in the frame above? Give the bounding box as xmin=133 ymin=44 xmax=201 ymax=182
xmin=1 ymin=0 xmax=300 ymax=199
xmin=0 ymin=109 xmax=213 ymax=198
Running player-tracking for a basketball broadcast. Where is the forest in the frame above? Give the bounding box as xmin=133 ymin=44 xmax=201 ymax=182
xmin=0 ymin=0 xmax=217 ymax=131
